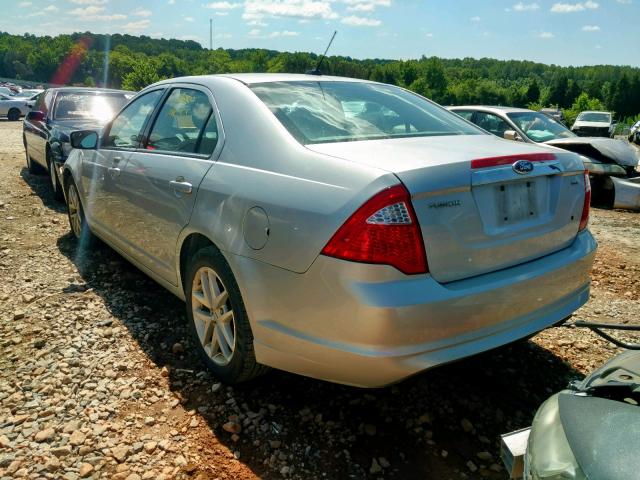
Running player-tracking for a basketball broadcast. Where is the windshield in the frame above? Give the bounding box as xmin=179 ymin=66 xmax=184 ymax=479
xmin=577 ymin=112 xmax=611 ymax=123
xmin=507 ymin=111 xmax=575 ymax=142
xmin=250 ymin=81 xmax=482 ymax=144
xmin=54 ymin=92 xmax=132 ymax=122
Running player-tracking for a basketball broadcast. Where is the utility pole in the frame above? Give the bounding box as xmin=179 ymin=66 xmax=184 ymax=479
xmin=209 ymin=18 xmax=213 ymax=50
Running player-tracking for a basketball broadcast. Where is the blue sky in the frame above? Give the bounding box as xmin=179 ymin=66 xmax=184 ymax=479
xmin=2 ymin=0 xmax=638 ymax=67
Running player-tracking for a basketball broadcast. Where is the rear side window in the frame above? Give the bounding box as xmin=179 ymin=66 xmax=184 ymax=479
xmin=250 ymin=81 xmax=482 ymax=145
xmin=147 ymin=88 xmax=217 ymax=156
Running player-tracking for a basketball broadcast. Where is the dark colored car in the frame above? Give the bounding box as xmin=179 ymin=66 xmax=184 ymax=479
xmin=23 ymin=87 xmax=134 ymax=201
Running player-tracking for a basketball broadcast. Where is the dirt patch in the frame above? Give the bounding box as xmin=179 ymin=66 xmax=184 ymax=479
xmin=1 ymin=119 xmax=639 ymax=479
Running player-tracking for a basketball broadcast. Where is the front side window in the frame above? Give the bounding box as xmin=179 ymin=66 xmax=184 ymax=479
xmin=105 ymin=90 xmax=163 ymax=149
xmin=147 ymin=88 xmax=217 ymax=155
xmin=507 ymin=111 xmax=575 ymax=142
xmin=54 ymin=92 xmax=132 ymax=122
xmin=250 ymin=81 xmax=482 ymax=145
xmin=474 ymin=112 xmax=511 ymax=137
xmin=452 ymin=110 xmax=475 ymax=121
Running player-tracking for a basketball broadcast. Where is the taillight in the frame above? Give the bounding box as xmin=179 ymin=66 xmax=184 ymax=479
xmin=321 ymin=184 xmax=428 ymax=275
xmin=579 ymin=170 xmax=591 ymax=231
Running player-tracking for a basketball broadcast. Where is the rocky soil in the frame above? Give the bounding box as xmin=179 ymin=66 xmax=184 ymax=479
xmin=1 ymin=119 xmax=639 ymax=480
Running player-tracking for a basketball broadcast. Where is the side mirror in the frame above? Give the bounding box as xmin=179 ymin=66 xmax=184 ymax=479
xmin=504 ymin=130 xmax=523 ymax=142
xmin=70 ymin=130 xmax=98 ymax=150
xmin=26 ymin=110 xmax=45 ymax=122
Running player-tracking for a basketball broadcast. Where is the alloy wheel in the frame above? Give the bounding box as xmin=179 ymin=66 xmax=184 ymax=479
xmin=191 ymin=266 xmax=236 ymax=366
xmin=67 ymin=184 xmax=82 ymax=238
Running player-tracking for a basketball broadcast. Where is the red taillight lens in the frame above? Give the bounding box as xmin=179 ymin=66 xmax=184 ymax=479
xmin=579 ymin=170 xmax=591 ymax=231
xmin=321 ymin=184 xmax=428 ymax=275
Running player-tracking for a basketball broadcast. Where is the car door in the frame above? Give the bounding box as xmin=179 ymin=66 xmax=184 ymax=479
xmin=116 ymin=85 xmax=222 ymax=285
xmin=0 ymin=94 xmax=9 ymax=116
xmin=24 ymin=90 xmax=53 ymax=168
xmin=79 ymin=89 xmax=165 ymax=244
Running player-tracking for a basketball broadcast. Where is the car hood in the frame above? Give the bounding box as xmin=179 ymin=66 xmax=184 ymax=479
xmin=544 ymin=137 xmax=639 ymax=168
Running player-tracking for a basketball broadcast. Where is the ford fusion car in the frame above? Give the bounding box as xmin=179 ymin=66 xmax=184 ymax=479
xmin=61 ymin=74 xmax=596 ymax=387
xmin=23 ymin=87 xmax=134 ymax=201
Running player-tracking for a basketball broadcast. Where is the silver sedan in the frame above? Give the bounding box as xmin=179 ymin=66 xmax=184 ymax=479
xmin=62 ymin=74 xmax=596 ymax=387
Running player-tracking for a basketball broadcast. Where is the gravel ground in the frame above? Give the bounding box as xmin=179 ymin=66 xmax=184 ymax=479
xmin=1 ymin=119 xmax=639 ymax=480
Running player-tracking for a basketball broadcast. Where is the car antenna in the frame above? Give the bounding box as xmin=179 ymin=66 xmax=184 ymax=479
xmin=307 ymin=31 xmax=337 ymax=76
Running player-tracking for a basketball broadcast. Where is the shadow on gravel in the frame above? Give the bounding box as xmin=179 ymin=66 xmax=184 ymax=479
xmin=19 ymin=166 xmax=67 ymax=214
xmin=56 ymin=232 xmax=583 ymax=480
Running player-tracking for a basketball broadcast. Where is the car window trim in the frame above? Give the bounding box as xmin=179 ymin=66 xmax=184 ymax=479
xmin=101 ymin=88 xmax=168 ymax=152
xmin=135 ymin=82 xmax=225 ymax=162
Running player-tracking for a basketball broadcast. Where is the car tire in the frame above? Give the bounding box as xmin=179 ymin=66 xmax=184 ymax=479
xmin=7 ymin=108 xmax=20 ymax=121
xmin=184 ymin=246 xmax=268 ymax=384
xmin=47 ymin=150 xmax=64 ymax=202
xmin=65 ymin=178 xmax=96 ymax=246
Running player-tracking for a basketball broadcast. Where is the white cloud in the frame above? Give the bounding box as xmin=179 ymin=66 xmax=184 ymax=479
xmin=470 ymin=15 xmax=481 ymax=22
xmin=204 ymin=2 xmax=242 ymax=9
xmin=341 ymin=15 xmax=381 ymax=26
xmin=551 ymin=1 xmax=598 ymax=12
xmin=248 ymin=28 xmax=261 ymax=36
xmin=582 ymin=24 xmax=600 ymax=31
xmin=244 ymin=1 xmax=338 ymax=20
xmin=44 ymin=5 xmax=58 ymax=12
xmin=68 ymin=0 xmax=108 ymax=4
xmin=184 ymin=16 xmax=195 ymax=22
xmin=18 ymin=2 xmax=32 ymax=7
xmin=269 ymin=30 xmax=300 ymax=37
xmin=538 ymin=31 xmax=555 ymax=38
xmin=68 ymin=6 xmax=126 ymax=21
xmin=511 ymin=2 xmax=540 ymax=11
xmin=132 ymin=7 xmax=152 ymax=17
xmin=616 ymin=0 xmax=631 ymax=3
xmin=341 ymin=0 xmax=391 ymax=12
xmin=121 ymin=19 xmax=151 ymax=32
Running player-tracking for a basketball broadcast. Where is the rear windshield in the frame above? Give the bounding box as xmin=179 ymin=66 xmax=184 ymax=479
xmin=507 ymin=111 xmax=575 ymax=142
xmin=576 ymin=112 xmax=611 ymax=123
xmin=54 ymin=92 xmax=133 ymax=122
xmin=250 ymin=81 xmax=482 ymax=144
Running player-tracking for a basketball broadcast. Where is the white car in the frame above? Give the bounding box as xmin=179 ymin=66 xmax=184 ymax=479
xmin=571 ymin=111 xmax=615 ymax=138
xmin=0 ymin=92 xmax=33 ymax=121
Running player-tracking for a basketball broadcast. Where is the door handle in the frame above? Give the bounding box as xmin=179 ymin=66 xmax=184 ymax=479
xmin=169 ymin=179 xmax=193 ymax=195
xmin=108 ymin=167 xmax=121 ymax=178
xmin=112 ymin=156 xmax=123 ymax=164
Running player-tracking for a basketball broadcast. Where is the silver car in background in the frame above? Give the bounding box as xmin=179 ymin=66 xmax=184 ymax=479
xmin=62 ymin=74 xmax=596 ymax=387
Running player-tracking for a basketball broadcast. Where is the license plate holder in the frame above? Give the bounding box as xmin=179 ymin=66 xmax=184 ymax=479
xmin=496 ymin=180 xmax=538 ymax=225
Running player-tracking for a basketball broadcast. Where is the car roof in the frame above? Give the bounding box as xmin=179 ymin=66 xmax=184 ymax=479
xmin=49 ymin=87 xmax=133 ymax=95
xmin=579 ymin=110 xmax=611 ymax=114
xmin=153 ymin=73 xmax=371 ymax=87
xmin=448 ymin=105 xmax=533 ymax=114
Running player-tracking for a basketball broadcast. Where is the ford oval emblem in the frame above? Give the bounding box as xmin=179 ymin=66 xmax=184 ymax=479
xmin=513 ymin=160 xmax=534 ymax=175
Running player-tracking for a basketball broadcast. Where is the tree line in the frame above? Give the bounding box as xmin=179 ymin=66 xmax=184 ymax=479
xmin=2 ymin=31 xmax=639 ymax=125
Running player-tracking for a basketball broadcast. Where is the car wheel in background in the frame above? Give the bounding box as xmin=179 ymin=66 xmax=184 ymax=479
xmin=185 ymin=245 xmax=268 ymax=384
xmin=7 ymin=108 xmax=20 ymax=121
xmin=66 ymin=179 xmax=95 ymax=246
xmin=47 ymin=151 xmax=64 ymax=202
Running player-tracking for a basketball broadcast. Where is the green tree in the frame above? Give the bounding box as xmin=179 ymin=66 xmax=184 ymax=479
xmin=122 ymin=60 xmax=162 ymax=91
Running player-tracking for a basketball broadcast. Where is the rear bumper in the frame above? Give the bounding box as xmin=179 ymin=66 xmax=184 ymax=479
xmin=228 ymin=230 xmax=597 ymax=387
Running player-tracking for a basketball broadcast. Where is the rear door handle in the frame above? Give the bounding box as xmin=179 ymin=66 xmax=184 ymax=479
xmin=169 ymin=180 xmax=193 ymax=195
xmin=108 ymin=167 xmax=121 ymax=178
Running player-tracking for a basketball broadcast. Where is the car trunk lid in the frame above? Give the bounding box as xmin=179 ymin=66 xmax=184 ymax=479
xmin=308 ymin=135 xmax=586 ymax=283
